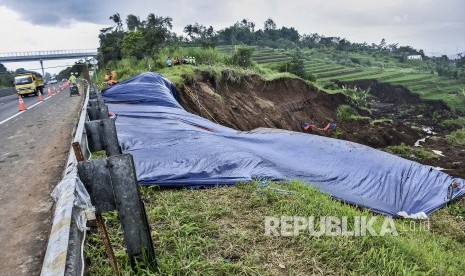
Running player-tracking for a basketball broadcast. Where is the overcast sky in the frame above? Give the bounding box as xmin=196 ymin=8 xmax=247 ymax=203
xmin=0 ymin=0 xmax=464 ymax=74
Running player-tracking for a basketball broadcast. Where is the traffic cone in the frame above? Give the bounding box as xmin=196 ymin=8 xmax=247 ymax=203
xmin=38 ymin=91 xmax=44 ymax=102
xmin=53 ymin=87 xmax=57 ymax=94
xmin=48 ymin=87 xmax=52 ymax=97
xmin=18 ymin=95 xmax=27 ymax=111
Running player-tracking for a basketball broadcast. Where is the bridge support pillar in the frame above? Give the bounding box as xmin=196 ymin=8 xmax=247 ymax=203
xmin=39 ymin=60 xmax=44 ymax=76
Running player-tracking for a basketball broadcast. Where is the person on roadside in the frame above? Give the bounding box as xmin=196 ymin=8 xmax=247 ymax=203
xmin=189 ymin=56 xmax=193 ymax=65
xmin=174 ymin=56 xmax=180 ymax=66
xmin=167 ymin=57 xmax=173 ymax=67
xmin=192 ymin=56 xmax=197 ymax=66
xmin=104 ymin=68 xmax=111 ymax=82
xmin=69 ymin=73 xmax=77 ymax=84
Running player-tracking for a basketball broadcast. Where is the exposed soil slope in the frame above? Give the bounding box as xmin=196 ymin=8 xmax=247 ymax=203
xmin=178 ymin=73 xmax=464 ymax=178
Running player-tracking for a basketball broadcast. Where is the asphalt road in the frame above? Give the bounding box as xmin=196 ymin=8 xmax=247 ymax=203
xmin=0 ymin=83 xmax=83 ymax=275
xmin=0 ymin=84 xmax=68 ymax=124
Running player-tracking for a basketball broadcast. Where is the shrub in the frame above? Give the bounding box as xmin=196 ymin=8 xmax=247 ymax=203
xmin=321 ymin=81 xmax=340 ymax=90
xmin=386 ymin=143 xmax=439 ymax=161
xmin=337 ymin=105 xmax=359 ymax=121
xmin=446 ymin=128 xmax=465 ymax=146
xmin=441 ymin=117 xmax=465 ymax=129
xmin=341 ymin=85 xmax=371 ymax=107
xmin=230 ymin=46 xmax=255 ymax=68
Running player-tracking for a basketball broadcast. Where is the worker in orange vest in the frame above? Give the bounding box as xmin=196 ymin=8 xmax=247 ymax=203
xmin=104 ymin=68 xmax=118 ymax=85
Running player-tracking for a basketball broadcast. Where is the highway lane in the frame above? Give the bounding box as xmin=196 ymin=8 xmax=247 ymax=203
xmin=0 ymin=83 xmax=83 ymax=275
xmin=0 ymin=84 xmax=65 ymax=124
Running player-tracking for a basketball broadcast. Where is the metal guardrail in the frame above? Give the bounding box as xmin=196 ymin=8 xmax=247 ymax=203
xmin=41 ymin=83 xmax=156 ymax=275
xmin=41 ymin=83 xmax=91 ymax=276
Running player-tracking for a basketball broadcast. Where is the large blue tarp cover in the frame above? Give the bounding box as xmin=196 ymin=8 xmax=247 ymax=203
xmin=103 ymin=73 xmax=465 ymax=217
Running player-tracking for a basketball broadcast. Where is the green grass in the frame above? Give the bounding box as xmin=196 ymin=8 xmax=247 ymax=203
xmin=97 ymin=45 xmax=314 ymax=89
xmin=85 ymin=181 xmax=465 ymax=275
xmin=441 ymin=117 xmax=465 ymax=129
xmin=336 ymin=105 xmax=370 ymax=121
xmin=385 ymin=143 xmax=440 ymax=161
xmin=370 ymin=118 xmax=393 ymax=126
xmin=446 ymin=128 xmax=465 ymax=146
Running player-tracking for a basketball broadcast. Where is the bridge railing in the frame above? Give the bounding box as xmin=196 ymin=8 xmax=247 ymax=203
xmin=0 ymin=49 xmax=97 ymax=58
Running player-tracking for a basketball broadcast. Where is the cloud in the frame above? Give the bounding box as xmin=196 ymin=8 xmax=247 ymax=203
xmin=0 ymin=0 xmax=107 ymax=26
xmin=0 ymin=0 xmax=464 ymax=56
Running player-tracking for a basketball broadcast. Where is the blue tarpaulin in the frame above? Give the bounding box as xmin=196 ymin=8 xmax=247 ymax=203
xmin=103 ymin=72 xmax=465 ymax=217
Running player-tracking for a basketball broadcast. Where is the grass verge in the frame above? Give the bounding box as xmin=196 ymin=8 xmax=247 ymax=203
xmin=85 ymin=181 xmax=465 ymax=275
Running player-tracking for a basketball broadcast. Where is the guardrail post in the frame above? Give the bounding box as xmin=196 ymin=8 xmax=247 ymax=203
xmin=85 ymin=118 xmax=121 ymax=156
xmin=77 ymin=154 xmax=157 ymax=271
xmin=108 ymin=154 xmax=156 ymax=270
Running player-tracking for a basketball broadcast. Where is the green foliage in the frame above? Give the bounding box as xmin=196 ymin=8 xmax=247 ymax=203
xmin=385 ymin=143 xmax=439 ymax=161
xmin=230 ymin=46 xmax=255 ymax=67
xmin=266 ymin=50 xmax=317 ymax=82
xmin=56 ymin=62 xmax=87 ymax=81
xmin=446 ymin=128 xmax=465 ymax=146
xmin=122 ymin=31 xmax=146 ymax=60
xmin=336 ymin=105 xmax=366 ymax=121
xmin=370 ymin=118 xmax=393 ymax=126
xmin=98 ymin=14 xmax=125 ymax=64
xmin=158 ymin=47 xmax=227 ymax=66
xmin=341 ymin=85 xmax=371 ymax=107
xmin=98 ymin=13 xmax=173 ymax=66
xmin=0 ymin=63 xmax=14 ymax=87
xmin=441 ymin=117 xmax=465 ymax=129
xmin=320 ymin=80 xmax=340 ymax=90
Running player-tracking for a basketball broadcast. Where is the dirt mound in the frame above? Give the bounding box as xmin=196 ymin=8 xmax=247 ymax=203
xmin=177 ymin=73 xmax=463 ymax=178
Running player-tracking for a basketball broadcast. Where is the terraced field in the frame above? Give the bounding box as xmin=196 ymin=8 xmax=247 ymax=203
xmin=216 ymin=45 xmax=465 ymax=112
xmin=217 ymin=45 xmax=292 ymax=64
xmin=301 ymin=55 xmax=465 ymax=111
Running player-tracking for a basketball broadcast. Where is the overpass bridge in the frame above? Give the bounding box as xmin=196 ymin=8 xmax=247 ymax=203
xmin=0 ymin=49 xmax=97 ymax=75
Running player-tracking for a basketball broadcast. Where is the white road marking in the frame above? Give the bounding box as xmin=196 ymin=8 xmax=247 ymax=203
xmin=0 ymin=96 xmax=51 ymax=126
xmin=0 ymin=112 xmax=22 ymax=125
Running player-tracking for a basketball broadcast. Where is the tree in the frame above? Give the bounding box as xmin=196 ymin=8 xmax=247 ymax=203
xmin=0 ymin=63 xmax=7 ymax=73
xmin=231 ymin=47 xmax=255 ymax=67
xmin=0 ymin=63 xmax=14 ymax=87
xmin=378 ymin=38 xmax=387 ymax=51
xmin=140 ymin=13 xmax=173 ymax=62
xmin=122 ymin=31 xmax=145 ymax=59
xmin=183 ymin=24 xmax=194 ymax=39
xmin=183 ymin=23 xmax=217 ymax=48
xmin=264 ymin=18 xmax=277 ymax=31
xmin=98 ymin=27 xmax=125 ymax=64
xmin=279 ymin=27 xmax=300 ymax=42
xmin=109 ymin=13 xmax=123 ymax=31
xmin=126 ymin=14 xmax=141 ymax=31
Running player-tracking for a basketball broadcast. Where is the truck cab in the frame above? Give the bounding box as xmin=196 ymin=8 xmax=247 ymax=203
xmin=14 ymin=71 xmax=44 ymax=96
